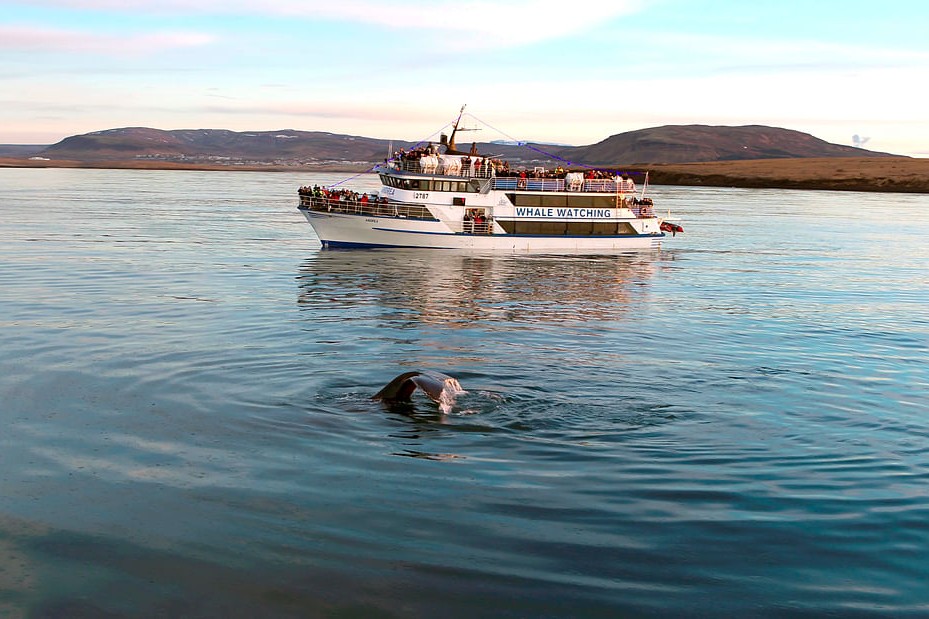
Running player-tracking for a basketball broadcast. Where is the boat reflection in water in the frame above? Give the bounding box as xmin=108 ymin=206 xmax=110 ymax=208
xmin=295 ymin=249 xmax=661 ymax=329
xmin=295 ymin=248 xmax=666 ymax=460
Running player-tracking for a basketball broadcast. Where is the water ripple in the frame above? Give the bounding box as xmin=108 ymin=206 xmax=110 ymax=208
xmin=2 ymin=170 xmax=929 ymax=615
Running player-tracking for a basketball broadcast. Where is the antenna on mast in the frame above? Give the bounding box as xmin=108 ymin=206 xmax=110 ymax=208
xmin=442 ymin=104 xmax=482 ymax=154
xmin=446 ymin=104 xmax=467 ymax=153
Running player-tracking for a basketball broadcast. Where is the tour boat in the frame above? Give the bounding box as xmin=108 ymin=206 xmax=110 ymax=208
xmin=297 ymin=109 xmax=681 ymax=252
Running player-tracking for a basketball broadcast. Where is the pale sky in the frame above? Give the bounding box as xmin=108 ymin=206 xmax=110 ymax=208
xmin=2 ymin=0 xmax=927 ymax=156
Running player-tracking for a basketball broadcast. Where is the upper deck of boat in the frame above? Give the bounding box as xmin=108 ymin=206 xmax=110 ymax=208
xmin=383 ymin=158 xmax=641 ymax=195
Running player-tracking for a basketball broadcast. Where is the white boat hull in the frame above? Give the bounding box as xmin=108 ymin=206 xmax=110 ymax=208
xmin=302 ymin=210 xmax=663 ymax=252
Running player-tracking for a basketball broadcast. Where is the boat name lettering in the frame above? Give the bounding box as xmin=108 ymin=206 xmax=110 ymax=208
xmin=515 ymin=207 xmax=613 ymax=218
xmin=414 ymin=192 xmax=429 ymax=199
xmin=383 ymin=187 xmax=396 ymax=195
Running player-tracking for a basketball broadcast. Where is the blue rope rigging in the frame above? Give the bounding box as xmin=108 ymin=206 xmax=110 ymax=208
xmin=325 ymin=110 xmax=646 ymax=189
xmin=327 ymin=120 xmax=455 ymax=188
xmin=464 ymin=112 xmax=645 ymax=178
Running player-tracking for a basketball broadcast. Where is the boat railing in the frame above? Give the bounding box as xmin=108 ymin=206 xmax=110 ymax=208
xmin=299 ymin=195 xmax=437 ymax=221
xmin=453 ymin=220 xmax=493 ymax=235
xmin=388 ymin=159 xmax=645 ymax=196
xmin=393 ymin=158 xmax=495 ymax=178
xmin=492 ymin=178 xmax=634 ymax=194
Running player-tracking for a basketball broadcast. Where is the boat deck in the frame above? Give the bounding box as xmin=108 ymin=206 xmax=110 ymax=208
xmin=388 ymin=160 xmax=639 ymax=194
xmin=491 ymin=177 xmax=629 ymax=193
xmin=299 ymin=195 xmax=437 ymax=221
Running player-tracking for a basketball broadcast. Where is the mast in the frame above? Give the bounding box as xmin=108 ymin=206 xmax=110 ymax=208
xmin=446 ymin=104 xmax=466 ymax=153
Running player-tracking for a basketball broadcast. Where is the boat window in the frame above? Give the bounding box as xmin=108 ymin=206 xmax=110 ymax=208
xmin=567 ymin=195 xmax=615 ymax=209
xmin=541 ymin=195 xmax=567 ymax=208
xmin=496 ymin=221 xmax=641 ymax=236
xmin=513 ymin=194 xmax=542 ymax=207
xmin=515 ymin=221 xmax=564 ymax=235
xmin=381 ymin=177 xmax=478 ymax=193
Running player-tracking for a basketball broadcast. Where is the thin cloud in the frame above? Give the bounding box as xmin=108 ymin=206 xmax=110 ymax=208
xmin=628 ymin=29 xmax=929 ymax=73
xmin=0 ymin=24 xmax=216 ymax=54
xmin=200 ymin=101 xmax=452 ymax=125
xmin=22 ymin=0 xmax=644 ymax=46
xmin=309 ymin=0 xmax=643 ymax=46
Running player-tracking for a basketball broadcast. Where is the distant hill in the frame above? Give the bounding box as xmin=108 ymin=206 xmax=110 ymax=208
xmin=566 ymin=125 xmax=898 ymax=165
xmin=29 ymin=124 xmax=899 ymax=167
xmin=39 ymin=128 xmax=412 ymax=165
xmin=35 ymin=127 xmax=567 ymax=168
xmin=0 ymin=144 xmax=45 ymax=157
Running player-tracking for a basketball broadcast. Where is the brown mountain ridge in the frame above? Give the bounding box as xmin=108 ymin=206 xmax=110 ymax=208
xmin=38 ymin=127 xmax=413 ymax=165
xmin=567 ymin=124 xmax=897 ymax=165
xmin=5 ymin=124 xmax=927 ymax=193
xmin=30 ymin=124 xmax=898 ymax=167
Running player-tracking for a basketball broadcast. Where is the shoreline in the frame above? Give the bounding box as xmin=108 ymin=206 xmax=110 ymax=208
xmin=646 ymin=157 xmax=929 ymax=193
xmin=3 ymin=156 xmax=929 ymax=194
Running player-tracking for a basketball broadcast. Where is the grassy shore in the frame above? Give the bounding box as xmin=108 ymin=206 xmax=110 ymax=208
xmin=3 ymin=156 xmax=928 ymax=193
xmin=644 ymin=157 xmax=929 ymax=193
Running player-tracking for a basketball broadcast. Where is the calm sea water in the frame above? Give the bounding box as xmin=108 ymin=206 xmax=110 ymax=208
xmin=2 ymin=168 xmax=929 ymax=617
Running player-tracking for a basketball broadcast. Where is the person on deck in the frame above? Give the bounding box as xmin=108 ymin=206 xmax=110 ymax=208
xmin=619 ymin=174 xmax=636 ymax=193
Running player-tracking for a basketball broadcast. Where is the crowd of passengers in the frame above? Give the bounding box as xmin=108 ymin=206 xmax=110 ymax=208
xmin=392 ymin=144 xmax=504 ymax=177
xmin=390 ymin=144 xmax=637 ymax=184
xmin=297 ymin=185 xmax=382 ymax=205
xmin=492 ymin=167 xmax=624 ymax=180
